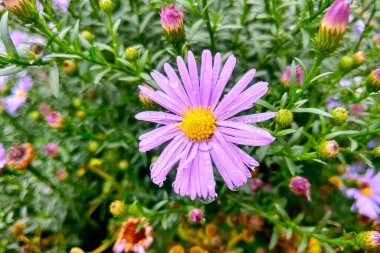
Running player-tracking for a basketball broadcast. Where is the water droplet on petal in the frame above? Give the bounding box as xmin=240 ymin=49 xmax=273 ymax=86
xmin=150 ymin=163 xmax=156 ymax=171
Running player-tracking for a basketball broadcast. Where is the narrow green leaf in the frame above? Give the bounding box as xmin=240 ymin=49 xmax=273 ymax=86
xmin=284 ymin=156 xmax=296 ymax=176
xmin=0 ymin=12 xmax=18 ymax=58
xmin=297 ymin=236 xmax=308 ymax=253
xmin=139 ymin=12 xmax=154 ymax=34
xmin=72 ymin=20 xmax=81 ymax=51
xmin=301 ymin=28 xmax=310 ymax=49
xmin=313 ymin=211 xmax=331 ymax=233
xmin=276 ymin=129 xmax=297 ymax=137
xmin=112 ymin=18 xmax=122 ymax=34
xmin=256 ymin=99 xmax=277 ymax=111
xmin=119 ymin=76 xmax=140 ymax=82
xmin=45 ymin=53 xmax=81 ymax=59
xmin=0 ymin=65 xmax=24 ymax=76
xmin=289 ymin=61 xmax=297 ymax=101
xmin=201 ymin=0 xmax=216 ymax=15
xmin=358 ymin=153 xmax=374 ymax=168
xmin=275 ymin=204 xmax=290 ymax=221
xmin=310 ymin=72 xmax=333 ymax=84
xmin=294 ymin=57 xmax=308 ymax=75
xmin=49 ymin=62 xmax=60 ymax=97
xmin=325 ymin=130 xmax=360 ymax=139
xmin=94 ymin=68 xmax=111 ymax=85
xmin=58 ymin=26 xmax=72 ymax=39
xmin=292 ymin=108 xmax=332 ymax=118
xmin=269 ymin=227 xmax=279 ymax=250
xmin=321 ymin=242 xmax=335 ymax=253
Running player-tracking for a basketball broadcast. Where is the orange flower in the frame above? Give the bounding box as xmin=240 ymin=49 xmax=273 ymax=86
xmin=6 ymin=143 xmax=34 ymax=170
xmin=113 ymin=217 xmax=153 ymax=253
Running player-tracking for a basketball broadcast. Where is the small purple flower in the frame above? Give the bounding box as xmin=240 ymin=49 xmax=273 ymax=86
xmin=353 ymin=20 xmax=365 ymax=37
xmin=53 ymin=0 xmax=69 ymax=11
xmin=45 ymin=111 xmax=64 ymax=129
xmin=136 ymin=50 xmax=276 ymax=200
xmin=289 ymin=176 xmax=311 ymax=201
xmin=339 ymin=79 xmax=352 ymax=87
xmin=343 ymin=168 xmax=380 ymax=220
xmin=0 ymin=76 xmax=8 ymax=92
xmin=188 ymin=208 xmax=203 ymax=223
xmin=0 ymin=143 xmax=6 ymax=170
xmin=4 ymin=74 xmax=33 ymax=116
xmin=44 ymin=143 xmax=59 ymax=157
xmin=250 ymin=178 xmax=264 ymax=192
xmin=36 ymin=0 xmax=44 ymax=12
xmin=10 ymin=30 xmax=28 ymax=47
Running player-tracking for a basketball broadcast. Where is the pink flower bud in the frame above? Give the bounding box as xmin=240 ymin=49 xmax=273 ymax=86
xmin=280 ymin=65 xmax=304 ymax=88
xmin=160 ymin=4 xmax=186 ymax=47
xmin=189 ymin=208 xmax=203 ymax=223
xmin=289 ymin=176 xmax=311 ymax=201
xmin=44 ymin=143 xmax=59 ymax=157
xmin=45 ymin=111 xmax=64 ymax=129
xmin=38 ymin=103 xmax=51 ymax=115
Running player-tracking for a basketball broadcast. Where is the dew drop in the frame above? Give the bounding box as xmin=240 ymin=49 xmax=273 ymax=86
xmin=200 ymin=196 xmax=215 ymax=204
xmin=149 ymin=163 xmax=156 ymax=171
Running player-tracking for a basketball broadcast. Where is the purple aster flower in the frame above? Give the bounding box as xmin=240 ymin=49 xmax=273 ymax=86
xmin=10 ymin=30 xmax=28 ymax=47
xmin=353 ymin=20 xmax=365 ymax=37
xmin=0 ymin=143 xmax=6 ymax=170
xmin=53 ymin=0 xmax=69 ymax=11
xmin=0 ymin=76 xmax=8 ymax=92
xmin=4 ymin=74 xmax=33 ymax=116
xmin=339 ymin=79 xmax=352 ymax=87
xmin=343 ymin=168 xmax=380 ymax=220
xmin=135 ymin=50 xmax=276 ymax=200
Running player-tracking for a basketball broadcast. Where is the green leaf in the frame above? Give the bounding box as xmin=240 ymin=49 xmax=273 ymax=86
xmin=313 ymin=211 xmax=331 ymax=233
xmin=321 ymin=242 xmax=335 ymax=253
xmin=269 ymin=226 xmax=279 ymax=250
xmin=58 ymin=26 xmax=72 ymax=39
xmin=139 ymin=12 xmax=154 ymax=34
xmin=187 ymin=20 xmax=204 ymax=40
xmin=325 ymin=130 xmax=360 ymax=139
xmin=292 ymin=108 xmax=332 ymax=118
xmin=72 ymin=20 xmax=81 ymax=51
xmin=284 ymin=156 xmax=296 ymax=176
xmin=297 ymin=235 xmax=308 ymax=253
xmin=294 ymin=57 xmax=308 ymax=75
xmin=45 ymin=53 xmax=81 ymax=59
xmin=94 ymin=67 xmax=111 ymax=85
xmin=289 ymin=61 xmax=297 ymax=100
xmin=358 ymin=153 xmax=374 ymax=168
xmin=276 ymin=129 xmax=297 ymax=137
xmin=280 ymin=92 xmax=288 ymax=108
xmin=310 ymin=72 xmax=333 ymax=84
xmin=152 ymin=200 xmax=168 ymax=211
xmin=0 ymin=12 xmax=18 ymax=58
xmin=112 ymin=18 xmax=122 ymax=34
xmin=256 ymin=99 xmax=277 ymax=111
xmin=201 ymin=0 xmax=216 ymax=15
xmin=0 ymin=65 xmax=24 ymax=76
xmin=349 ymin=138 xmax=358 ymax=152
xmin=119 ymin=76 xmax=140 ymax=82
xmin=301 ymin=28 xmax=310 ymax=49
xmin=275 ymin=204 xmax=290 ymax=221
xmin=49 ymin=62 xmax=60 ymax=97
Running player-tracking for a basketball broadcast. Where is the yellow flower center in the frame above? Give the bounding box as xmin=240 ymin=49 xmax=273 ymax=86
xmin=17 ymin=91 xmax=25 ymax=98
xmin=362 ymin=187 xmax=372 ymax=196
xmin=180 ymin=105 xmax=216 ymax=141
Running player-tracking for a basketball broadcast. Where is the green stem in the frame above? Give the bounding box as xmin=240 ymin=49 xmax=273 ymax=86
xmin=105 ymin=13 xmax=119 ymax=57
xmin=202 ymin=0 xmax=216 ymax=52
xmin=353 ymin=0 xmax=376 ymax=52
xmin=287 ymin=53 xmax=325 ymax=109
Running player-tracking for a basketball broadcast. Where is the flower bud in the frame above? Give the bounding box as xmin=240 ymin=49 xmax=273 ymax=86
xmin=44 ymin=143 xmax=59 ymax=158
xmin=331 ymin=107 xmax=348 ymax=125
xmin=29 ymin=111 xmax=40 ymax=120
xmin=189 ymin=208 xmax=203 ymax=223
xmin=62 ymin=60 xmax=77 ymax=75
xmin=56 ymin=168 xmax=69 ymax=181
xmin=99 ymin=0 xmax=113 ymax=13
xmin=274 ymin=109 xmax=293 ymax=128
xmin=3 ymin=0 xmax=40 ymax=23
xmin=280 ymin=65 xmax=304 ymax=88
xmin=109 ymin=200 xmax=125 ymax=216
xmin=118 ymin=159 xmax=129 ymax=170
xmin=189 ymin=246 xmax=206 ymax=253
xmin=125 ymin=47 xmax=138 ymax=61
xmin=69 ymin=248 xmax=85 ymax=253
xmin=76 ymin=110 xmax=85 ymax=119
xmin=45 ymin=111 xmax=64 ymax=129
xmin=160 ymin=4 xmax=186 ymax=48
xmin=373 ymin=34 xmax=380 ymax=44
xmin=372 ymin=146 xmax=380 ymax=158
xmin=81 ymin=30 xmax=94 ymax=43
xmin=328 ymin=176 xmax=343 ymax=189
xmin=339 ymin=55 xmax=353 ymax=71
xmin=6 ymin=143 xmax=35 ymax=170
xmin=356 ymin=231 xmax=380 ymax=250
xmin=367 ymin=68 xmax=380 ymax=92
xmin=289 ymin=176 xmax=311 ymax=201
xmin=89 ymin=158 xmax=102 ymax=169
xmin=72 ymin=98 xmax=82 ymax=108
xmin=11 ymin=222 xmax=26 ymax=235
xmin=38 ymin=103 xmax=51 ymax=115
xmin=318 ymin=140 xmax=339 ymax=159
xmin=314 ymin=0 xmax=350 ymax=55
xmin=352 ymin=51 xmax=366 ymax=66
xmin=169 ymin=245 xmax=185 ymax=253
xmin=307 ymin=237 xmax=322 ymax=253
xmin=139 ymin=84 xmax=157 ymax=109
xmin=88 ymin=141 xmax=99 ymax=152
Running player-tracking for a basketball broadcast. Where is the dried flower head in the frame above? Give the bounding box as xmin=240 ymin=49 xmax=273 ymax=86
xmin=6 ymin=143 xmax=35 ymax=170
xmin=113 ymin=217 xmax=153 ymax=253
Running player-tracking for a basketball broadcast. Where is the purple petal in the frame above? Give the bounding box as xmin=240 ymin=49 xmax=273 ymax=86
xmin=198 ymin=142 xmax=216 ymax=198
xmin=231 ymin=144 xmax=259 ymax=169
xmin=212 ymin=53 xmax=221 ymax=87
xmin=209 ymin=55 xmax=236 ymax=110
xmin=200 ymin=50 xmax=213 ymax=108
xmin=187 ymin=51 xmax=200 ymax=105
xmin=214 ymin=69 xmax=256 ymax=116
xmin=138 ymin=85 xmax=182 ymax=115
xmin=217 ymin=81 xmax=268 ymax=120
xmin=163 ymin=63 xmax=191 ymax=106
xmin=177 ymin=56 xmax=197 ymax=108
xmin=139 ymin=125 xmax=180 ymax=152
xmin=151 ymin=70 xmax=188 ymax=111
xmin=229 ymin=112 xmax=276 ymax=124
xmin=150 ymin=135 xmax=189 ymax=186
xmin=136 ymin=111 xmax=182 ymax=125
